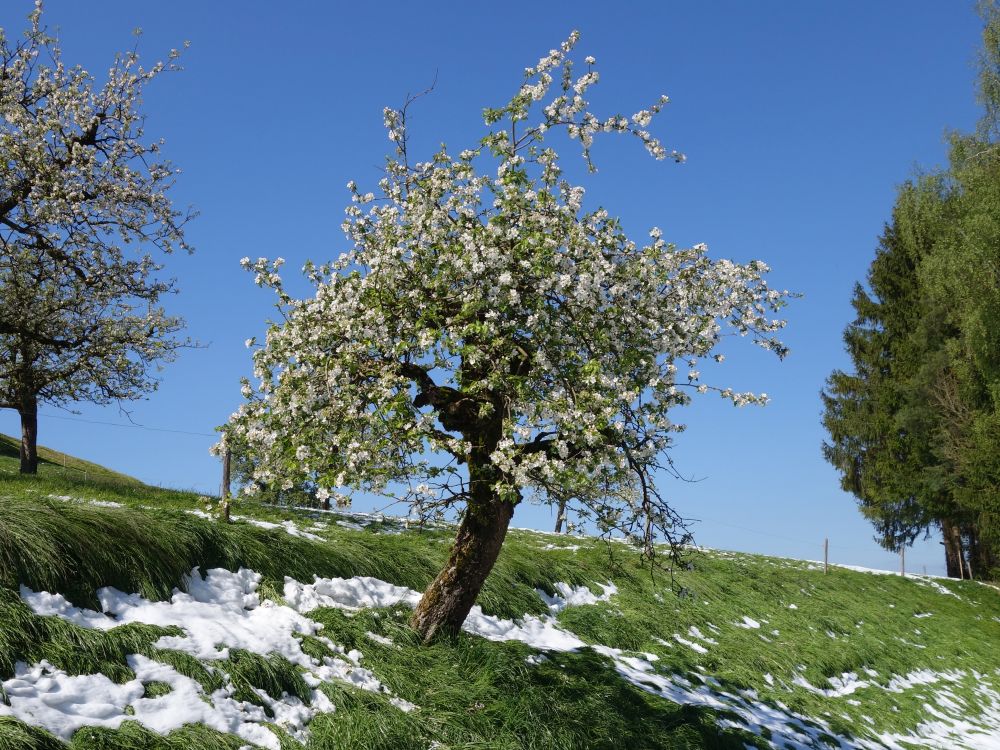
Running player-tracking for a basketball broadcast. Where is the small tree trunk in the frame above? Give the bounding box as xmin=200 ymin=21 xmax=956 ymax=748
xmin=967 ymin=524 xmax=994 ymax=580
xmin=410 ymin=493 xmax=515 ymax=642
xmin=942 ymin=518 xmax=962 ymax=578
xmin=220 ymin=449 xmax=232 ymax=522
xmin=554 ymin=496 xmax=568 ymax=534
xmin=18 ymin=393 xmax=38 ymax=475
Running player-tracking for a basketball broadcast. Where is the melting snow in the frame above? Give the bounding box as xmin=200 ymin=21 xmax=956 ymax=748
xmin=232 ymin=516 xmax=322 ymax=541
xmin=13 ymin=567 xmax=1000 ymax=749
xmin=15 ymin=568 xmax=415 ymax=747
xmin=537 ymin=581 xmax=617 ymax=613
xmin=672 ymin=634 xmax=709 ymax=654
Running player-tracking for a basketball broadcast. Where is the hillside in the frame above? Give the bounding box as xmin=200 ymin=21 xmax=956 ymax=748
xmin=0 ymin=434 xmax=141 ymax=486
xmin=1 ymin=453 xmax=999 ymax=749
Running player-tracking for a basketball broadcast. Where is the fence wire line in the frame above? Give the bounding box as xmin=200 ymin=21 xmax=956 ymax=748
xmin=692 ymin=515 xmax=915 ymax=557
xmin=35 ymin=412 xmax=216 ymax=438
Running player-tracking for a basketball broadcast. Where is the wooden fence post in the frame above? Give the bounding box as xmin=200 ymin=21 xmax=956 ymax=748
xmin=900 ymin=545 xmax=905 ymax=577
xmin=955 ymin=526 xmax=966 ymax=580
xmin=220 ymin=448 xmax=231 ymax=522
xmin=824 ymin=537 xmax=829 ymax=575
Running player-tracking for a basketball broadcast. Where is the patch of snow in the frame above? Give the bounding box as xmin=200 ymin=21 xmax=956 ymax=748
xmin=735 ymin=616 xmax=760 ymax=629
xmin=793 ymin=671 xmax=868 ymax=697
xmin=687 ymin=626 xmax=718 ymax=645
xmin=48 ymin=494 xmax=122 ymax=509
xmin=463 ymin=608 xmax=587 ymax=650
xmin=537 ymin=581 xmax=616 ymax=613
xmin=365 ymin=631 xmax=394 ymax=647
xmin=0 ymin=656 xmax=288 ymax=748
xmin=233 ymin=516 xmax=322 ymax=541
xmin=389 ymin=696 xmax=418 ymax=712
xmin=284 ymin=576 xmax=421 ymax=612
xmin=672 ymin=634 xmax=709 ymax=654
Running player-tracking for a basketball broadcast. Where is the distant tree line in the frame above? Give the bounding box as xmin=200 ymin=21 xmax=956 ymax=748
xmin=822 ymin=2 xmax=1000 ymax=579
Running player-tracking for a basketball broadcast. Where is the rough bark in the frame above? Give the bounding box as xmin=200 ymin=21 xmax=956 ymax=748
xmin=408 ymin=350 xmax=519 ymax=642
xmin=410 ymin=491 xmax=515 ymax=642
xmin=966 ymin=525 xmax=996 ymax=580
xmin=942 ymin=517 xmax=963 ymax=578
xmin=18 ymin=393 xmax=38 ymax=475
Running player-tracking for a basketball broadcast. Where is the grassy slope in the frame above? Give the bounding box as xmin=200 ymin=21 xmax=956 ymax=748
xmin=1 ymin=448 xmax=999 ymax=749
xmin=0 ymin=434 xmax=141 ymax=486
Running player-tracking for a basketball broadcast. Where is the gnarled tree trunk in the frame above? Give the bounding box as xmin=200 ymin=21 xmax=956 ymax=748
xmin=18 ymin=392 xmax=38 ymax=475
xmin=410 ymin=432 xmax=518 ymax=642
xmin=410 ymin=492 xmax=515 ymax=642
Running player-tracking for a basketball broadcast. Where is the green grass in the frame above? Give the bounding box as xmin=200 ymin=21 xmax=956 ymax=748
xmin=1 ymin=446 xmax=999 ymax=749
xmin=0 ymin=434 xmax=141 ymax=486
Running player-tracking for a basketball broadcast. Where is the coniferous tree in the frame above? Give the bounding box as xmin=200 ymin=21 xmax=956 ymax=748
xmin=824 ymin=2 xmax=1000 ymax=578
xmin=821 ymin=191 xmax=969 ymax=576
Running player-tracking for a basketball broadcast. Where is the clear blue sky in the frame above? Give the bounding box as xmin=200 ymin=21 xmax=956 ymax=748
xmin=1 ymin=1 xmax=986 ymax=574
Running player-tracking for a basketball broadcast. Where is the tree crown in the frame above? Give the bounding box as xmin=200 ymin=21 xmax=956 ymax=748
xmin=222 ymin=33 xmax=790 ymax=549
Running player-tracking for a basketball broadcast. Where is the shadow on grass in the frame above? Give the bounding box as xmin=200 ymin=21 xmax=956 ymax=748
xmin=307 ymin=604 xmax=763 ymax=750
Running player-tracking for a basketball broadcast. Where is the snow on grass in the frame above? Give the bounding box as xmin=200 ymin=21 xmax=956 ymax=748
xmin=792 ymin=671 xmax=869 ymax=697
xmin=16 ymin=568 xmax=415 ymax=747
xmin=284 ymin=575 xmax=421 ymax=612
xmin=280 ymin=573 xmax=1000 ymax=749
xmin=0 ymin=656 xmax=288 ymax=748
xmin=365 ymin=631 xmax=394 ymax=647
xmin=14 ymin=566 xmax=1000 ymax=750
xmin=832 ymin=564 xmax=964 ymax=599
xmin=536 ymin=581 xmax=616 ymax=613
xmin=672 ymin=634 xmax=709 ymax=654
xmin=181 ymin=509 xmax=325 ymax=540
xmin=47 ymin=494 xmax=123 ymax=508
xmin=687 ymin=626 xmax=718 ymax=645
xmin=232 ymin=516 xmax=322 ymax=541
xmin=875 ymin=677 xmax=1000 ymax=749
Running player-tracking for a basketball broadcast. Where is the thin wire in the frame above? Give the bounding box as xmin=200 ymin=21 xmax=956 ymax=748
xmin=693 ymin=515 xmax=886 ymax=555
xmin=36 ymin=412 xmax=215 ymax=438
